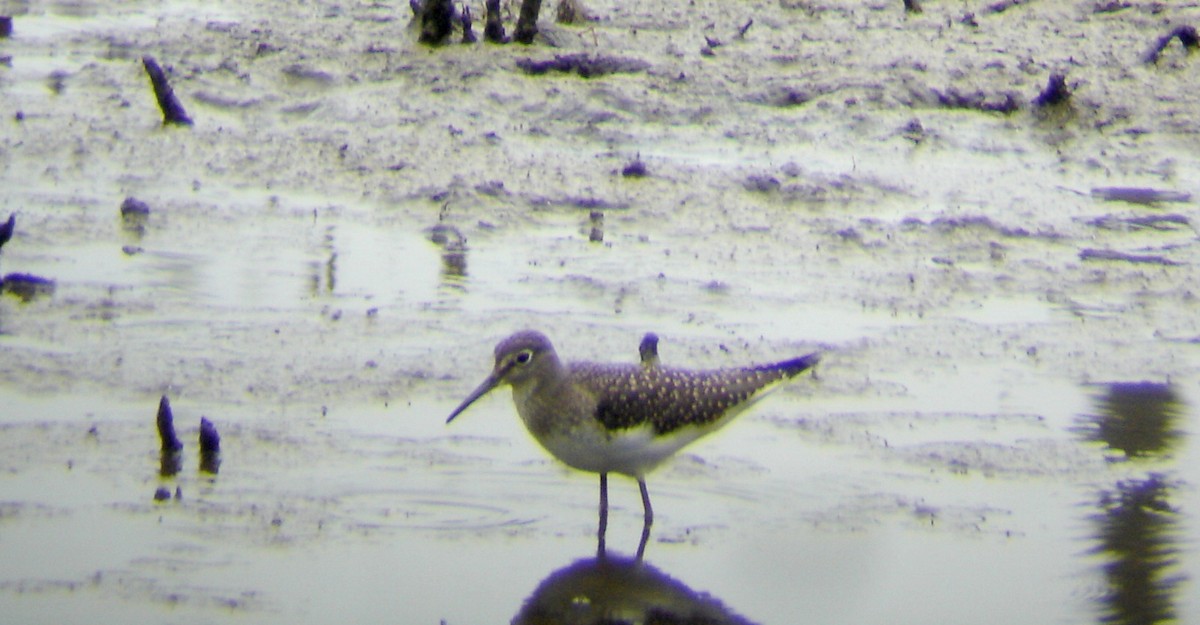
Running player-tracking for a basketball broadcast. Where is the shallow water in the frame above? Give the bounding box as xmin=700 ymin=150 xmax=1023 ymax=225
xmin=2 ymin=0 xmax=1200 ymax=623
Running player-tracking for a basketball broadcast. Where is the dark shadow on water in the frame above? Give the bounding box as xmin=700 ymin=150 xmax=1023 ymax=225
xmin=1075 ymin=381 xmax=1189 ymax=625
xmin=1089 ymin=475 xmax=1184 ymax=625
xmin=427 ymin=223 xmax=468 ymax=295
xmin=159 ymin=449 xmax=182 ymax=477
xmin=1 ymin=273 xmax=56 ymax=302
xmin=308 ymin=224 xmax=336 ymax=296
xmin=1074 ymin=382 xmax=1183 ymax=458
xmin=512 ymin=553 xmax=759 ymax=625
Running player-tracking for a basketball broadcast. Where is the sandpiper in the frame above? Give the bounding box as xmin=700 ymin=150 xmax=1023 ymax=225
xmin=446 ymin=330 xmax=819 ymax=553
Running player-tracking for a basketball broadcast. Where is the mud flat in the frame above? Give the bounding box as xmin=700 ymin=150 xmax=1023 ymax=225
xmin=1 ymin=1 xmax=1198 ymax=623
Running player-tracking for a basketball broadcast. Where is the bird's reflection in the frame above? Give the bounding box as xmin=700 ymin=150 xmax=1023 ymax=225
xmin=596 ymin=492 xmax=652 ymax=562
xmin=1076 ymin=381 xmax=1187 ymax=625
xmin=1075 ymin=382 xmax=1182 ymax=458
xmin=1089 ymin=475 xmax=1183 ymax=625
xmin=512 ymin=553 xmax=758 ymax=625
xmin=307 ymin=224 xmax=337 ymax=296
xmin=426 ymin=223 xmax=468 ymax=293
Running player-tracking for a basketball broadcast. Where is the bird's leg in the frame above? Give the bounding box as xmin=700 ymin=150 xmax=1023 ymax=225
xmin=597 ymin=472 xmax=608 ymax=558
xmin=636 ymin=477 xmax=653 ymax=561
xmin=638 ymin=477 xmax=654 ymax=526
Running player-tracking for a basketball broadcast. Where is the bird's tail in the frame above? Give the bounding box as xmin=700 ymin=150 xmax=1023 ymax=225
xmin=753 ymin=352 xmax=820 ymax=378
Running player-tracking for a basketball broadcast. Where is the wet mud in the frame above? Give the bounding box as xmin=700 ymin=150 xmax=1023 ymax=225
xmin=2 ymin=0 xmax=1199 ymax=623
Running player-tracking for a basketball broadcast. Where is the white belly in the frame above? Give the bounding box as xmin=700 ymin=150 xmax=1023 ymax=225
xmin=534 ymin=422 xmax=706 ymax=478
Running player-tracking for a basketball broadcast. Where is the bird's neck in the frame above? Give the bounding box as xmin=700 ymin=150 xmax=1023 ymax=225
xmin=511 ymin=355 xmax=589 ymax=438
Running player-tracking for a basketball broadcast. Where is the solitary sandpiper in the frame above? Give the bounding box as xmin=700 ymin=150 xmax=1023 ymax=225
xmin=445 ymin=330 xmax=820 ymax=553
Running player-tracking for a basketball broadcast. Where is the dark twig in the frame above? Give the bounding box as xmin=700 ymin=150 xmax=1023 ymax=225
xmin=142 ymin=57 xmax=192 ymax=125
xmin=461 ymin=4 xmax=477 ymax=43
xmin=514 ymin=0 xmax=543 ymax=44
xmin=737 ymin=18 xmax=754 ymax=39
xmin=1032 ymin=73 xmax=1071 ymax=107
xmin=418 ymin=0 xmax=455 ymax=44
xmin=903 ymin=0 xmax=922 ymax=14
xmin=142 ymin=56 xmax=192 ymax=126
xmin=199 ymin=417 xmax=221 ymax=474
xmin=157 ymin=395 xmax=183 ymax=476
xmin=1143 ymin=25 xmax=1200 ymax=64
xmin=484 ymin=0 xmax=508 ymax=43
xmin=157 ymin=395 xmax=183 ymax=452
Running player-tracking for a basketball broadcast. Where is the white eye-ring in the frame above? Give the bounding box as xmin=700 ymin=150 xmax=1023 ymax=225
xmin=515 ymin=350 xmax=533 ymax=364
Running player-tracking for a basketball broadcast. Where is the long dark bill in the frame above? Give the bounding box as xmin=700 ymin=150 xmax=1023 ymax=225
xmin=445 ymin=374 xmax=501 ymax=423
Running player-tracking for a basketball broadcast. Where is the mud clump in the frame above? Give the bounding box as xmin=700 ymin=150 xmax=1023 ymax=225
xmin=515 ymin=53 xmax=649 ymax=78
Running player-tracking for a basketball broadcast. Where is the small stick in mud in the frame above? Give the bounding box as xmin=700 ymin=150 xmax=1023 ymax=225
xmin=157 ymin=395 xmax=183 ymax=477
xmin=461 ymin=4 xmax=477 ymax=43
xmin=1032 ymin=73 xmax=1070 ymax=107
xmin=418 ymin=0 xmax=454 ymax=44
xmin=903 ymin=0 xmax=922 ymax=14
xmin=157 ymin=395 xmax=183 ymax=452
xmin=514 ymin=0 xmax=543 ymax=44
xmin=1143 ymin=25 xmax=1200 ymax=64
xmin=199 ymin=417 xmax=221 ymax=473
xmin=142 ymin=56 xmax=192 ymax=126
xmin=737 ymin=18 xmax=754 ymax=39
xmin=484 ymin=0 xmax=507 ymax=43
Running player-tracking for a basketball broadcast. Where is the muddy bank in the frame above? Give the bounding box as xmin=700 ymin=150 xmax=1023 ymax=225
xmin=2 ymin=0 xmax=1199 ymax=623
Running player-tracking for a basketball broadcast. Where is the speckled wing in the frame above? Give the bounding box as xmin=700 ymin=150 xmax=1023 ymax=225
xmin=571 ymin=353 xmax=819 ymax=435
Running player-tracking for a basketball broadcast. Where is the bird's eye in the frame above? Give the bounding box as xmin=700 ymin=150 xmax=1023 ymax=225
xmin=515 ymin=350 xmax=533 ymax=365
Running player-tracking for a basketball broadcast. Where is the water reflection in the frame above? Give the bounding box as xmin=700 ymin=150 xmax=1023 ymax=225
xmin=0 ymin=273 xmax=57 ymax=301
xmin=513 ymin=554 xmax=757 ymax=625
xmin=1075 ymin=382 xmax=1183 ymax=458
xmin=426 ymin=223 xmax=467 ymax=293
xmin=51 ymin=1 xmax=102 ymax=18
xmin=159 ymin=449 xmax=181 ymax=477
xmin=120 ymin=207 xmax=148 ymax=239
xmin=1077 ymin=382 xmax=1188 ymax=625
xmin=1090 ymin=475 xmax=1183 ymax=625
xmin=596 ymin=498 xmax=651 ymax=562
xmin=307 ymin=224 xmax=336 ymax=296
